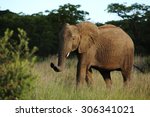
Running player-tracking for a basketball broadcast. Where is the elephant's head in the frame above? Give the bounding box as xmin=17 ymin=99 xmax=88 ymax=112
xmin=51 ymin=22 xmax=99 ymax=72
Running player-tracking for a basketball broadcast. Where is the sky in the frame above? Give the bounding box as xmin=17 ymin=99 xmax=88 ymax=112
xmin=0 ymin=0 xmax=150 ymax=23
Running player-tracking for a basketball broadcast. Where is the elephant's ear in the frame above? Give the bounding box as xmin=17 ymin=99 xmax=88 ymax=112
xmin=77 ymin=22 xmax=98 ymax=53
xmin=78 ymin=34 xmax=94 ymax=53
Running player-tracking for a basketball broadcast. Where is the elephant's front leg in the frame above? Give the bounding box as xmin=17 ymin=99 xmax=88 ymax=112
xmin=76 ymin=53 xmax=89 ymax=88
xmin=76 ymin=62 xmax=87 ymax=88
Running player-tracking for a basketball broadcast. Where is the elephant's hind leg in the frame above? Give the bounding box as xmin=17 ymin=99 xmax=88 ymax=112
xmin=121 ymin=70 xmax=131 ymax=87
xmin=85 ymin=68 xmax=93 ymax=87
xmin=121 ymin=52 xmax=133 ymax=87
xmin=100 ymin=71 xmax=112 ymax=89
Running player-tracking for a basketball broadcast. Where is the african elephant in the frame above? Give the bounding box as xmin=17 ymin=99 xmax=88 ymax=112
xmin=51 ymin=22 xmax=134 ymax=88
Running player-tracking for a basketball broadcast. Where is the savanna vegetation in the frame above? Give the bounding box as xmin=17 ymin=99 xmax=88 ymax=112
xmin=0 ymin=3 xmax=150 ymax=99
xmin=0 ymin=29 xmax=37 ymax=99
xmin=25 ymin=57 xmax=150 ymax=100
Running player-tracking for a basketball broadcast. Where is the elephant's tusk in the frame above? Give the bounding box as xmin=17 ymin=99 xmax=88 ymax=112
xmin=66 ymin=53 xmax=70 ymax=58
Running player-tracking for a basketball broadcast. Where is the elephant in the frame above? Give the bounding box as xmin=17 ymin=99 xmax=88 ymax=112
xmin=51 ymin=21 xmax=134 ymax=88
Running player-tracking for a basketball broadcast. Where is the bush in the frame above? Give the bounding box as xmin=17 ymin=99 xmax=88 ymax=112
xmin=0 ymin=28 xmax=38 ymax=99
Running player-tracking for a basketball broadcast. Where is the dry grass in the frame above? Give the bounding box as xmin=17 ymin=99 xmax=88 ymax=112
xmin=22 ymin=56 xmax=150 ymax=100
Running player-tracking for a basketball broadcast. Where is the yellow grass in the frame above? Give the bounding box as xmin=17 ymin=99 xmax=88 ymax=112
xmin=22 ymin=56 xmax=150 ymax=100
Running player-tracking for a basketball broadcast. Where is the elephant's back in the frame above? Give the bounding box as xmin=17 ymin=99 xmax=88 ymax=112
xmin=98 ymin=26 xmax=134 ymax=50
xmin=95 ymin=26 xmax=134 ymax=69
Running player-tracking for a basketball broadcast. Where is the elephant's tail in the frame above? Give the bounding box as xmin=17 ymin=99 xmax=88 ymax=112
xmin=133 ymin=64 xmax=145 ymax=73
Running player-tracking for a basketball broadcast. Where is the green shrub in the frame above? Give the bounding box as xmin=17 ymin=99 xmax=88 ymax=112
xmin=0 ymin=28 xmax=38 ymax=99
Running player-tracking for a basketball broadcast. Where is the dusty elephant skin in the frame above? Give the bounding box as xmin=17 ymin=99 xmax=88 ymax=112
xmin=51 ymin=22 xmax=134 ymax=88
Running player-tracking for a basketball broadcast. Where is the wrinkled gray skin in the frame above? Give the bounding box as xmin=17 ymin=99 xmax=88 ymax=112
xmin=51 ymin=22 xmax=134 ymax=88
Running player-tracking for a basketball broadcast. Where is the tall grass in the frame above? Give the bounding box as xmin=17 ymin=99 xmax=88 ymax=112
xmin=23 ymin=56 xmax=150 ymax=100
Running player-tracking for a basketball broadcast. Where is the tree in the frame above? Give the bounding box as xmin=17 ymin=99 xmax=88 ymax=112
xmin=49 ymin=3 xmax=89 ymax=25
xmin=107 ymin=3 xmax=150 ymax=21
xmin=0 ymin=4 xmax=89 ymax=57
xmin=107 ymin=3 xmax=150 ymax=55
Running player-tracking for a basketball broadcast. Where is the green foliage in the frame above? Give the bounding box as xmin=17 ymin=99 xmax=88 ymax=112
xmin=50 ymin=3 xmax=89 ymax=25
xmin=0 ymin=3 xmax=150 ymax=56
xmin=106 ymin=3 xmax=150 ymax=55
xmin=0 ymin=4 xmax=89 ymax=57
xmin=0 ymin=29 xmax=37 ymax=99
xmin=107 ymin=3 xmax=150 ymax=20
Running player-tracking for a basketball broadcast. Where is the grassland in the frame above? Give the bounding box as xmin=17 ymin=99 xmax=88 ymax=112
xmin=22 ymin=56 xmax=150 ymax=100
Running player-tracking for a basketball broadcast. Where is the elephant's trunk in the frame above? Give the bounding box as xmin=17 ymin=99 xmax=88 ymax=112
xmin=51 ymin=51 xmax=68 ymax=72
